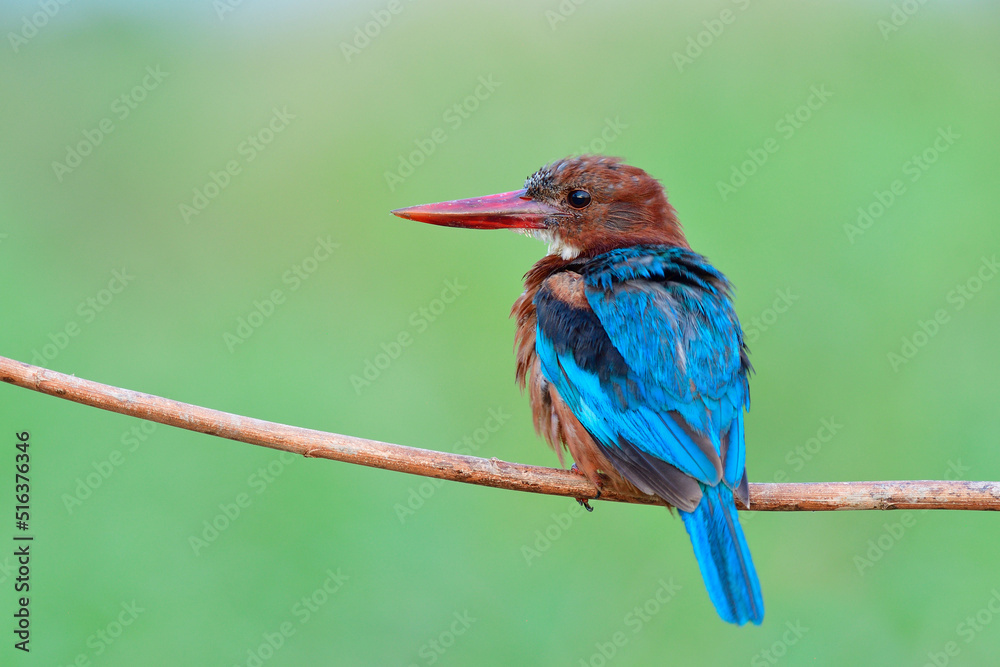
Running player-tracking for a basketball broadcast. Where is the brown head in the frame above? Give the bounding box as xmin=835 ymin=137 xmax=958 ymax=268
xmin=391 ymin=155 xmax=688 ymax=259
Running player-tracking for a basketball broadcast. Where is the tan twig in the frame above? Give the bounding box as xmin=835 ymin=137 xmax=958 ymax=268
xmin=1 ymin=355 xmax=997 ymax=511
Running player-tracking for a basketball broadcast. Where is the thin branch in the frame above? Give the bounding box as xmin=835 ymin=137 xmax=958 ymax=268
xmin=1 ymin=355 xmax=997 ymax=511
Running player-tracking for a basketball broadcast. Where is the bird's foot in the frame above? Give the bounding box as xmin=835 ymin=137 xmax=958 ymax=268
xmin=570 ymin=463 xmax=601 ymax=512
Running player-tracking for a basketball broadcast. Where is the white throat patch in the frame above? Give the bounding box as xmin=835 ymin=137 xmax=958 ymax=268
xmin=524 ymin=229 xmax=581 ymax=260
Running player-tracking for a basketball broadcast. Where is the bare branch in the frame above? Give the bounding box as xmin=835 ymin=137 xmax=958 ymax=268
xmin=1 ymin=355 xmax=997 ymax=511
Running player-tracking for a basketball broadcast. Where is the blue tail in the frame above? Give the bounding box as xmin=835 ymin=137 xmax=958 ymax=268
xmin=680 ymin=484 xmax=764 ymax=625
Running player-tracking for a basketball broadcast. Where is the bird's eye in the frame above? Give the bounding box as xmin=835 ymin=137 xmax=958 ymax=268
xmin=567 ymin=190 xmax=591 ymax=209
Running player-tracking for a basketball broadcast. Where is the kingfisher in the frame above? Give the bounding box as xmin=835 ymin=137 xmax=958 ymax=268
xmin=391 ymin=155 xmax=763 ymax=625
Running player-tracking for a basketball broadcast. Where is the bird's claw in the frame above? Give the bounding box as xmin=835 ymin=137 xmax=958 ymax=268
xmin=570 ymin=463 xmax=601 ymax=512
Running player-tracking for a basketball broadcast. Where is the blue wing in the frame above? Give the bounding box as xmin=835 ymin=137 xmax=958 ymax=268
xmin=534 ymin=246 xmax=750 ymax=508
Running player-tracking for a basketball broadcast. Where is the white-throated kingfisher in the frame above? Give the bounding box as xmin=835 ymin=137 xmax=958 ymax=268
xmin=392 ymin=155 xmax=764 ymax=625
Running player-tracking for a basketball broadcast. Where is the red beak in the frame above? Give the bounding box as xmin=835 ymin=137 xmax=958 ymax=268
xmin=391 ymin=189 xmax=558 ymax=230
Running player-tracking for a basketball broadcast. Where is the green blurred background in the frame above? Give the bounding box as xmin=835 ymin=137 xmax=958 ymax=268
xmin=2 ymin=0 xmax=999 ymax=664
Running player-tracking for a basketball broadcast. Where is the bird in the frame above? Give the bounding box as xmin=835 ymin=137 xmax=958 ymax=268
xmin=391 ymin=155 xmax=763 ymax=625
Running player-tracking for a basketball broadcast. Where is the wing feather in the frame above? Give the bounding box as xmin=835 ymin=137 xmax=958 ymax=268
xmin=534 ymin=246 xmax=751 ymax=503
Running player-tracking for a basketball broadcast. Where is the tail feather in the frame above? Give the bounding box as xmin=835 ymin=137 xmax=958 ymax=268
xmin=680 ymin=484 xmax=764 ymax=625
